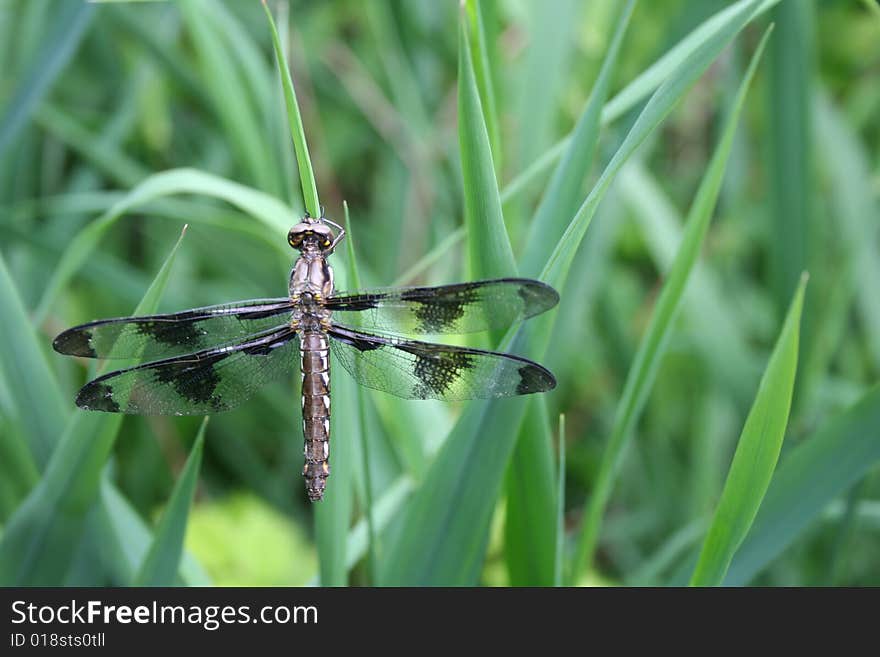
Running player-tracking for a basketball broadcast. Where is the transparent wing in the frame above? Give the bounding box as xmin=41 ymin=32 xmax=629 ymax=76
xmin=53 ymin=298 xmax=294 ymax=360
xmin=75 ymin=327 xmax=298 ymax=415
xmin=326 ymin=278 xmax=558 ymax=335
xmin=328 ymin=324 xmax=555 ymax=401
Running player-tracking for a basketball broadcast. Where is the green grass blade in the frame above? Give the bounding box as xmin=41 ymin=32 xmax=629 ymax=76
xmin=315 ymin=210 xmax=355 ymax=586
xmin=0 ymin=227 xmax=187 ymax=586
xmin=555 ymin=414 xmax=566 ymax=587
xmin=100 ymin=481 xmax=211 ymax=586
xmin=316 ymin=353 xmax=355 ymax=587
xmin=34 ymin=168 xmax=293 ymax=324
xmin=262 ymin=0 xmax=320 ymax=217
xmin=501 ymin=3 xmax=633 ymax=583
xmin=0 ymin=2 xmax=94 ymax=157
xmin=133 ymin=417 xmax=207 ymax=586
xmin=519 ymin=0 xmax=634 ymax=278
xmin=690 ymin=274 xmax=807 ymax=586
xmin=342 ymin=200 xmax=377 ymax=582
xmin=0 ymin=252 xmax=68 ymax=468
xmin=504 ymin=398 xmax=555 ymax=585
xmin=766 ymin=0 xmax=814 ymax=311
xmin=35 ymin=103 xmax=148 ymax=188
xmin=569 ymin=27 xmax=770 ymax=583
xmin=458 ymin=10 xmax=516 ymax=282
xmin=723 ymin=384 xmax=880 ymax=585
xmin=603 ymin=0 xmax=780 ymax=124
xmin=500 ymin=0 xmax=781 ymax=207
xmin=541 ymin=0 xmax=763 ymax=286
xmin=379 ymin=0 xmax=762 ymax=587
xmin=464 ymin=0 xmax=501 ymax=174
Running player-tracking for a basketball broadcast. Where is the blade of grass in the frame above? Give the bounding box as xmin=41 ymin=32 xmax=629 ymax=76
xmin=263 ymin=0 xmax=320 ymax=217
xmin=504 ymin=398 xmax=555 ymax=585
xmin=379 ymin=0 xmax=763 ymax=587
xmin=499 ymin=0 xmax=782 ymax=208
xmin=554 ymin=414 xmax=566 ymax=587
xmin=542 ymin=0 xmax=763 ymax=287
xmin=464 ymin=0 xmax=501 ymax=174
xmin=133 ymin=417 xmax=207 ymax=586
xmin=766 ymin=0 xmax=813 ymax=311
xmin=458 ymin=10 xmax=516 ymax=283
xmin=0 ymin=252 xmax=69 ymax=468
xmin=570 ymin=27 xmax=770 ymax=583
xmin=502 ymin=0 xmax=633 ymax=585
xmin=100 ymin=481 xmax=211 ymax=586
xmin=0 ymin=1 xmax=94 ymax=156
xmin=34 ymin=168 xmax=294 ymax=324
xmin=0 ymin=226 xmax=187 ymax=585
xmin=721 ymin=383 xmax=880 ymax=585
xmin=342 ymin=200 xmax=377 ymax=582
xmin=519 ymin=0 xmax=634 ymax=278
xmin=690 ymin=274 xmax=807 ymax=586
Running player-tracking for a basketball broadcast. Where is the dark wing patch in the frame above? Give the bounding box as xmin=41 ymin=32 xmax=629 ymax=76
xmin=75 ymin=327 xmax=298 ymax=415
xmin=325 ymin=278 xmax=558 ymax=335
xmin=53 ymin=298 xmax=294 ymax=360
xmin=328 ymin=324 xmax=555 ymax=401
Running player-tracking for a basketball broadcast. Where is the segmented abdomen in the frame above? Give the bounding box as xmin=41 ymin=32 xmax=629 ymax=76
xmin=300 ymin=332 xmax=330 ymax=501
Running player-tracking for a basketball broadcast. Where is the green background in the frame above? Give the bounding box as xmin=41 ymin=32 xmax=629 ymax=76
xmin=0 ymin=0 xmax=878 ymax=586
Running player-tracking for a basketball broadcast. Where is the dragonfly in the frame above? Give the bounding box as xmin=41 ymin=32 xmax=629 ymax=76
xmin=53 ymin=213 xmax=559 ymax=501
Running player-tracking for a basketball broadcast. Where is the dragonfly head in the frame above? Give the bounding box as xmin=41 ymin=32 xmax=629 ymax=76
xmin=288 ymin=220 xmax=335 ymax=253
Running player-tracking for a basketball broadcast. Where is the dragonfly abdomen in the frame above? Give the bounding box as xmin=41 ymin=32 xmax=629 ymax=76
xmin=300 ymin=331 xmax=331 ymax=501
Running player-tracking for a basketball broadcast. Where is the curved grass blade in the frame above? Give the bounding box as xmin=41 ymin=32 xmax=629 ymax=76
xmin=519 ymin=0 xmax=634 ymax=278
xmin=503 ymin=0 xmax=633 ymax=586
xmin=379 ymin=0 xmax=763 ymax=587
xmin=34 ymin=167 xmax=293 ymax=324
xmin=99 ymin=481 xmax=210 ymax=586
xmin=458 ymin=10 xmax=516 ymax=283
xmin=133 ymin=417 xmax=207 ymax=586
xmin=569 ymin=27 xmax=771 ymax=583
xmin=0 ymin=252 xmax=68 ymax=468
xmin=499 ymin=0 xmax=781 ymax=206
xmin=0 ymin=227 xmax=187 ymax=586
xmin=542 ymin=0 xmax=763 ymax=287
xmin=690 ymin=274 xmax=807 ymax=586
xmin=262 ymin=0 xmax=320 ymax=218
xmin=721 ymin=384 xmax=880 ymax=585
xmin=0 ymin=2 xmax=94 ymax=156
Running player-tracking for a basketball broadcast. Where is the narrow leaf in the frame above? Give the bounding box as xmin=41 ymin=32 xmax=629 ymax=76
xmin=0 ymin=252 xmax=68 ymax=468
xmin=379 ymin=0 xmax=763 ymax=587
xmin=134 ymin=417 xmax=207 ymax=586
xmin=519 ymin=0 xmax=635 ymax=278
xmin=458 ymin=10 xmax=516 ymax=282
xmin=262 ymin=0 xmax=320 ymax=218
xmin=555 ymin=415 xmax=566 ymax=587
xmin=34 ymin=168 xmax=293 ymax=324
xmin=690 ymin=274 xmax=808 ymax=586
xmin=0 ymin=226 xmax=188 ymax=586
xmin=570 ymin=27 xmax=771 ymax=583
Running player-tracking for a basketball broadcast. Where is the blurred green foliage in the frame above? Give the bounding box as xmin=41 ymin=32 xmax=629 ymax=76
xmin=0 ymin=0 xmax=878 ymax=586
